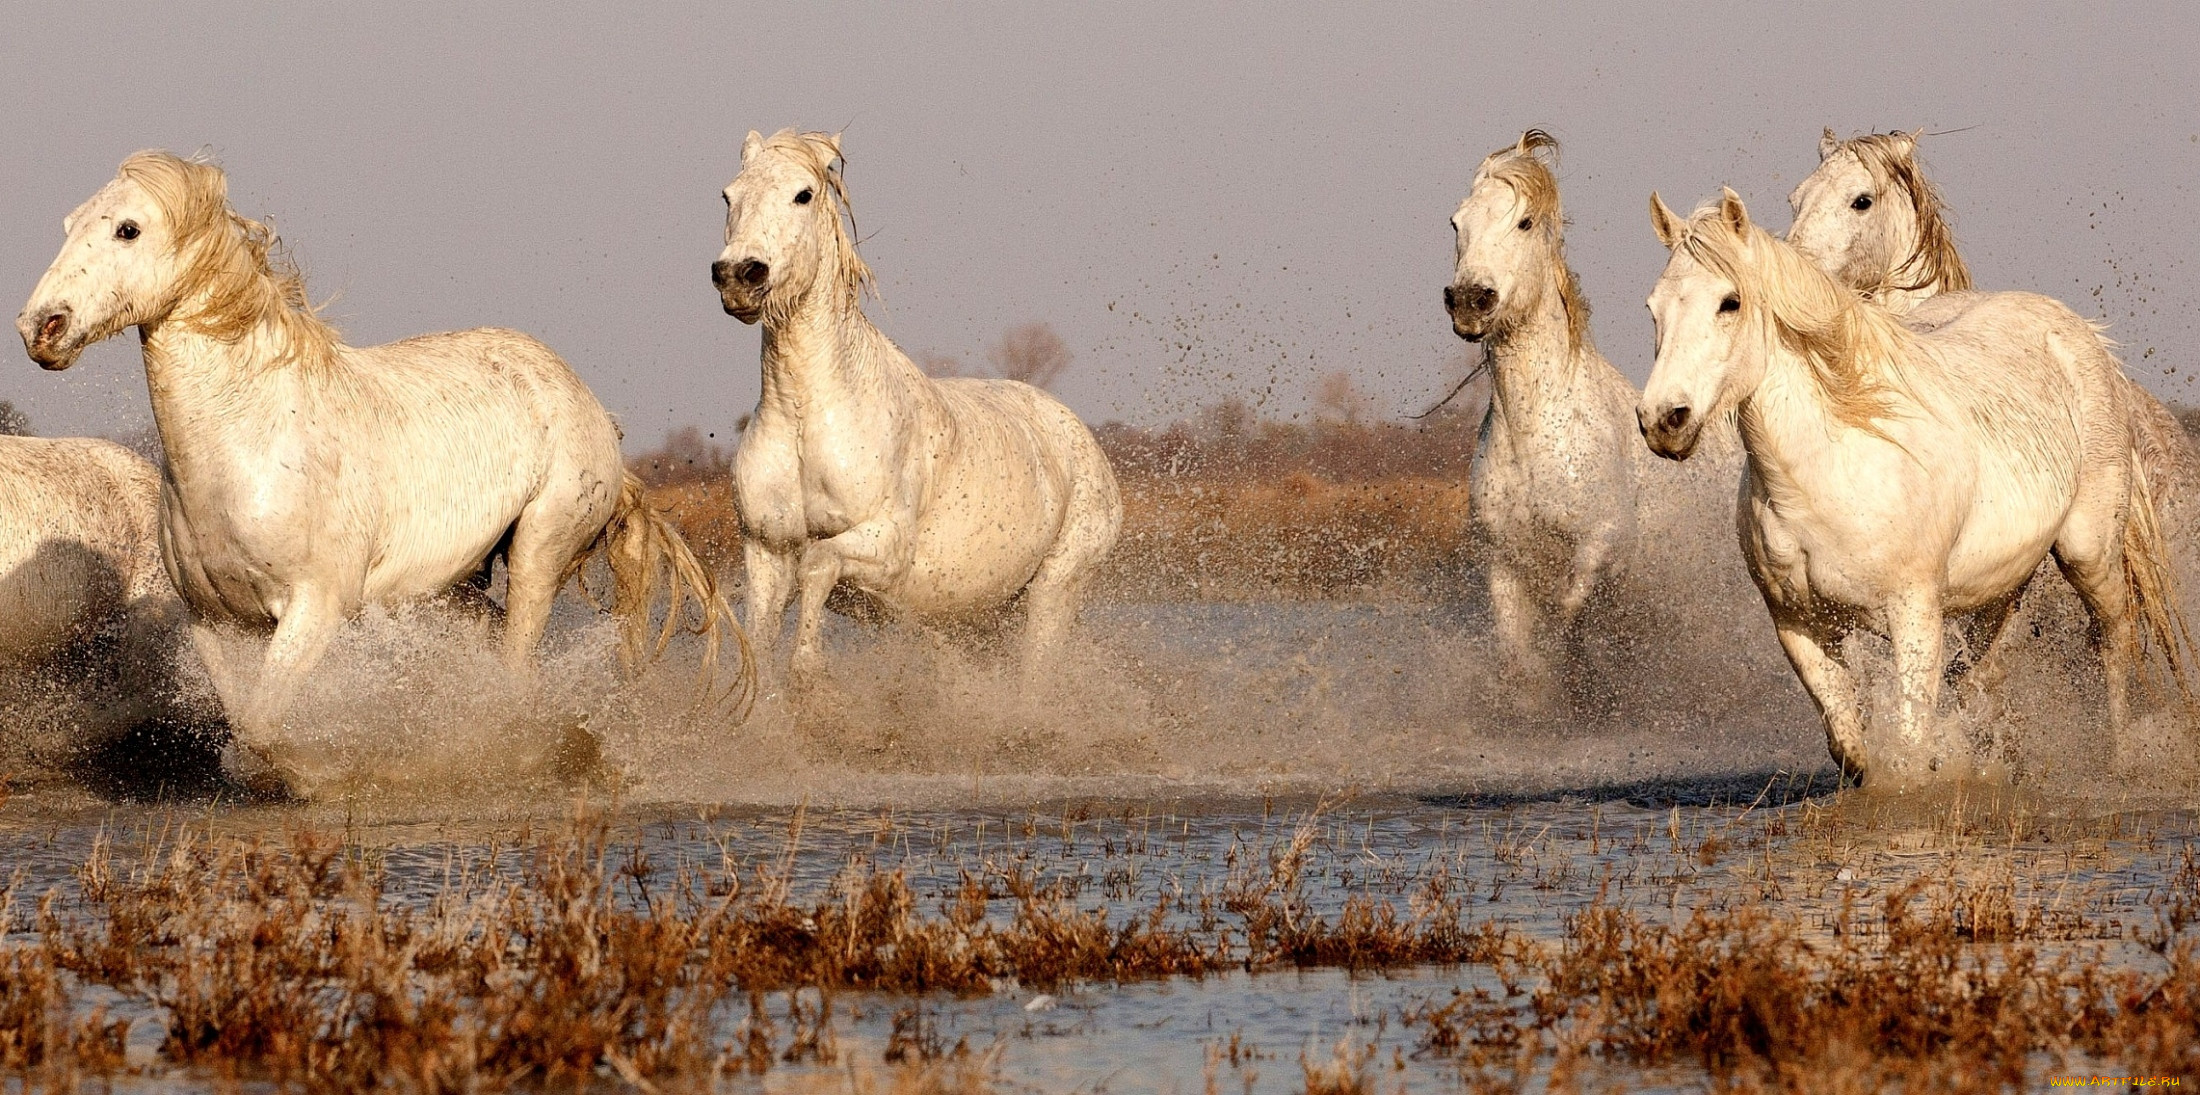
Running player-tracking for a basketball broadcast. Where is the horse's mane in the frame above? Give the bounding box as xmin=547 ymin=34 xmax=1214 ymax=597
xmin=1829 ymin=130 xmax=1974 ymax=296
xmin=1676 ymin=197 xmax=1914 ymax=433
xmin=1473 ymin=129 xmax=1591 ymax=350
xmin=753 ymin=129 xmax=875 ymax=312
xmin=119 ymin=150 xmax=337 ymax=364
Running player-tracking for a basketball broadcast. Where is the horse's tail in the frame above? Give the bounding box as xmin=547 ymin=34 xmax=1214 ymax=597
xmin=2121 ymin=449 xmax=2200 ymax=715
xmin=588 ymin=472 xmax=755 ymax=716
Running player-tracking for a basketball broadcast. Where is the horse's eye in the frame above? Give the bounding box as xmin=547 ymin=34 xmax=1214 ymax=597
xmin=114 ymin=221 xmax=140 ymax=241
xmin=794 ymin=188 xmax=814 ymax=205
xmin=1850 ymin=194 xmax=1873 ymax=212
xmin=1719 ymin=295 xmax=1741 ymax=313
xmin=1517 ymin=216 xmax=1534 ymax=231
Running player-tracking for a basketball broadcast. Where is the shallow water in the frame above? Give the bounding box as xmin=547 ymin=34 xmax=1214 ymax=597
xmin=1 ymin=597 xmax=2196 ymax=1090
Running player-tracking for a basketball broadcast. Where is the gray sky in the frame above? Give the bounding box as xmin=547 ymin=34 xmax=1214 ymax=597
xmin=3 ymin=2 xmax=2196 ymax=449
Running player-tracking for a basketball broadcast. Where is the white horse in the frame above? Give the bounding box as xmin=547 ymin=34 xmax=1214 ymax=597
xmin=0 ymin=437 xmax=166 ymax=670
xmin=1442 ymin=131 xmax=1647 ymax=702
xmin=18 ymin=151 xmax=745 ymax=795
xmin=0 ymin=436 xmax=193 ymax=758
xmin=1785 ymin=129 xmax=1972 ymax=315
xmin=714 ymin=130 xmax=1121 ymax=682
xmin=1641 ymin=189 xmax=2189 ymax=785
xmin=1788 ymin=127 xmax=2200 ymax=539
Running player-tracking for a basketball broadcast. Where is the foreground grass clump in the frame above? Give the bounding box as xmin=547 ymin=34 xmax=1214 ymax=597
xmin=1405 ymin=878 xmax=2200 ymax=1092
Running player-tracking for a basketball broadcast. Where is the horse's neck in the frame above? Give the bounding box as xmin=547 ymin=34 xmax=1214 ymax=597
xmin=139 ymin=313 xmax=322 ymax=483
xmin=1483 ymin=292 xmax=1589 ymax=430
xmin=1736 ymin=350 xmax=1849 ymax=499
xmin=758 ymin=295 xmax=922 ymax=419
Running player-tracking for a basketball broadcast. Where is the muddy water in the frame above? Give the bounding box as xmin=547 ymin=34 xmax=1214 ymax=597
xmin=1 ymin=598 xmax=2196 ymax=1090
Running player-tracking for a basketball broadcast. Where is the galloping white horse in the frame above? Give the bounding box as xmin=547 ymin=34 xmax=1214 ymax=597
xmin=1788 ymin=127 xmax=2200 ymax=544
xmin=1442 ymin=131 xmax=1646 ymax=701
xmin=1785 ymin=129 xmax=1972 ymax=315
xmin=0 ymin=437 xmax=168 ymax=676
xmin=713 ymin=130 xmax=1121 ymax=680
xmin=18 ymin=151 xmax=744 ymax=794
xmin=1641 ymin=190 xmax=2189 ymax=784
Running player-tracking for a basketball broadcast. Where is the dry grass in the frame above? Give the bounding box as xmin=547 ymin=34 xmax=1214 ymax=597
xmin=5 ymin=808 xmax=1510 ymax=1090
xmin=645 ymin=473 xmax=1474 ymax=601
xmin=0 ymin=802 xmax=2194 ymax=1092
xmin=1404 ymin=877 xmax=2200 ymax=1092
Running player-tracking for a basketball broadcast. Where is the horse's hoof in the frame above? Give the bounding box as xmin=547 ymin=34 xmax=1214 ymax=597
xmin=221 ymin=742 xmax=302 ymax=803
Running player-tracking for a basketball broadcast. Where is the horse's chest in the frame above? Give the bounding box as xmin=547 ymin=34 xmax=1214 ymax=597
xmin=1472 ymin=425 xmax=1616 ymax=548
xmin=159 ymin=458 xmax=327 ymax=623
xmin=734 ymin=419 xmax=900 ymax=545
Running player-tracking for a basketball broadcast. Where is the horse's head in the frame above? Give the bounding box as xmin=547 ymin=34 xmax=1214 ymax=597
xmin=1445 ymin=130 xmax=1571 ymax=343
xmin=713 ymin=129 xmax=869 ymax=325
xmin=19 ymin=153 xmax=221 ymax=370
xmin=1786 ymin=129 xmax=1966 ymax=299
xmin=1640 ymin=190 xmax=1766 ymax=461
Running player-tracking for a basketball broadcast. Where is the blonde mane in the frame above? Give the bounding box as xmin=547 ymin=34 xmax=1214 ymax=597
xmin=1474 ymin=129 xmax=1592 ymax=350
xmin=754 ymin=129 xmax=875 ymax=311
xmin=1829 ymin=130 xmax=1974 ymax=296
xmin=1676 ymin=198 xmax=1914 ymax=432
xmin=119 ymin=151 xmax=337 ymax=364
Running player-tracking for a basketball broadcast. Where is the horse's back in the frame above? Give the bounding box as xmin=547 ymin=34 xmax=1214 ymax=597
xmin=0 ymin=436 xmax=165 ymax=662
xmin=334 ymin=328 xmax=625 ymax=597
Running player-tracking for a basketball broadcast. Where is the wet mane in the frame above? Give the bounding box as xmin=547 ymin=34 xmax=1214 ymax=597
xmin=1473 ymin=129 xmax=1591 ymax=350
xmin=1832 ymin=131 xmax=1973 ymax=296
xmin=753 ymin=129 xmax=875 ymax=312
xmin=1675 ymin=200 xmax=1914 ymax=432
xmin=119 ymin=151 xmax=337 ymax=365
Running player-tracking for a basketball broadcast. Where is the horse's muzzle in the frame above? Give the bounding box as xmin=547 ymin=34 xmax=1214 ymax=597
xmin=1638 ymin=402 xmax=1701 ymax=461
xmin=1444 ymin=283 xmax=1498 ymax=342
xmin=712 ymin=260 xmax=767 ymax=324
xmin=18 ymin=307 xmax=80 ymax=370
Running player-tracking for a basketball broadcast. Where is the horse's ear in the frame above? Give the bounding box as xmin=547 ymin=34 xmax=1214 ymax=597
xmin=822 ymin=132 xmax=847 ymax=175
xmin=1819 ymin=127 xmax=1841 ymax=162
xmin=741 ymin=130 xmax=764 ymax=164
xmin=1649 ymin=192 xmax=1685 ymax=249
xmin=1893 ymin=129 xmax=1921 ymax=154
xmin=1719 ymin=187 xmax=1752 ymax=233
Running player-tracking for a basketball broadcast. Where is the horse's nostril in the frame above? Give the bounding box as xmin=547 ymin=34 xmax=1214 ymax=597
xmin=1466 ymin=285 xmax=1498 ymax=314
xmin=37 ymin=313 xmax=66 ymax=343
xmin=710 ymin=260 xmax=732 ymax=287
xmin=733 ymin=260 xmax=769 ymax=287
xmin=1442 ymin=285 xmax=1458 ymax=311
xmin=1661 ymin=406 xmax=1692 ymax=433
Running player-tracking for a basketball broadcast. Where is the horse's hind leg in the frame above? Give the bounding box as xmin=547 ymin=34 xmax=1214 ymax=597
xmin=2052 ymin=540 xmax=2138 ymax=752
xmin=1948 ymin=586 xmax=2027 ymax=767
xmin=1773 ymin=616 xmax=1867 ymax=784
xmin=501 ymin=500 xmax=603 ymax=675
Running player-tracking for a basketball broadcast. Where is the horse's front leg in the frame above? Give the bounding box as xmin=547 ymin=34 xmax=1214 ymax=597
xmin=742 ymin=540 xmax=798 ymax=687
xmin=1886 ymin=587 xmax=1954 ymax=783
xmin=1554 ymin=522 xmax=1623 ymax=628
xmin=1773 ymin=615 xmax=1866 ymax=784
xmin=791 ymin=520 xmax=910 ymax=680
xmin=1488 ymin=562 xmax=1554 ymax=710
xmin=227 ymin=588 xmax=346 ymax=798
